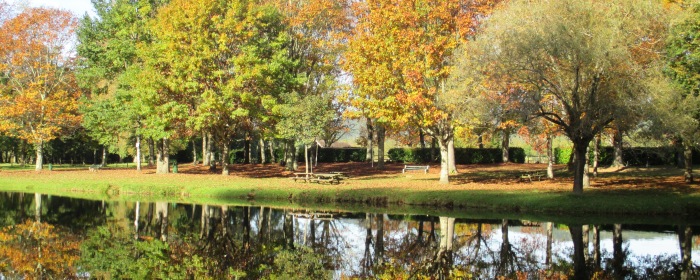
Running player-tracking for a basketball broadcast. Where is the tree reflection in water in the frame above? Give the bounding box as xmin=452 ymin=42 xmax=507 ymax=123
xmin=0 ymin=193 xmax=698 ymax=279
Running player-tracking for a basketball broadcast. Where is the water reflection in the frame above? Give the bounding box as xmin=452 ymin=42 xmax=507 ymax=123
xmin=0 ymin=192 xmax=697 ymax=279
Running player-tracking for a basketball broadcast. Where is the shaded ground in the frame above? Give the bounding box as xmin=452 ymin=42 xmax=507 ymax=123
xmin=8 ymin=161 xmax=691 ymax=194
xmin=1 ymin=161 xmax=697 ymax=195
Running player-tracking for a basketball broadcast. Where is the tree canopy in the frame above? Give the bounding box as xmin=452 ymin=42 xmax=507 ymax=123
xmin=466 ymin=0 xmax=670 ymax=193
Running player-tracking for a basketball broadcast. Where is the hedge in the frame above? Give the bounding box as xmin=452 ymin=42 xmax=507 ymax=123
xmin=554 ymin=146 xmax=693 ymax=166
xmin=388 ymin=147 xmax=526 ymax=164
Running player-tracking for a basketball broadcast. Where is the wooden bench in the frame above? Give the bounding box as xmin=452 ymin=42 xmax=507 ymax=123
xmin=520 ymin=172 xmax=544 ymax=182
xmin=403 ymin=165 xmax=429 ymax=173
xmin=89 ymin=164 xmax=101 ymax=172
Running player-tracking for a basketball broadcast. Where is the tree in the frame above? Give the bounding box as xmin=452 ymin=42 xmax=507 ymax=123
xmin=274 ymin=0 xmax=351 ymax=171
xmin=664 ymin=3 xmax=700 ymax=183
xmin=0 ymin=7 xmax=82 ymax=171
xmin=143 ymin=0 xmax=303 ymax=175
xmin=77 ymin=0 xmax=159 ymax=171
xmin=345 ymin=0 xmax=499 ymax=183
xmin=471 ymin=0 xmax=669 ymax=193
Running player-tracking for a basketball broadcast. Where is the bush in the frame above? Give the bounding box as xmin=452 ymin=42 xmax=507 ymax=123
xmin=388 ymin=147 xmax=526 ymax=164
xmin=315 ymin=148 xmax=366 ymax=162
xmin=554 ymin=148 xmax=572 ymax=164
xmin=554 ymin=146 xmax=684 ymax=167
xmin=509 ymin=147 xmax=526 ymax=163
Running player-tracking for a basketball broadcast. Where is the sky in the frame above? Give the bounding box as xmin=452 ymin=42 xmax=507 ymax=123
xmin=25 ymin=0 xmax=95 ymax=17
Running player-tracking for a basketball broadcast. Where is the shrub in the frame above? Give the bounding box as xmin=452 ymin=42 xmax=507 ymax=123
xmin=388 ymin=147 xmax=526 ymax=164
xmin=315 ymin=148 xmax=366 ymax=162
xmin=558 ymin=146 xmax=683 ymax=167
xmin=554 ymin=148 xmax=572 ymax=164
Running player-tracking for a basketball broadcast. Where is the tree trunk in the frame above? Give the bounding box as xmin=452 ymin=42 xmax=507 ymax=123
xmin=34 ymin=141 xmax=43 ymax=171
xmin=431 ymin=138 xmax=437 ymax=163
xmin=304 ymin=144 xmax=310 ymax=175
xmin=547 ymin=135 xmax=554 ymax=178
xmin=419 ymin=129 xmax=426 ymax=148
xmin=192 ymin=139 xmax=198 ymax=165
xmin=583 ymin=146 xmax=590 ymax=188
xmin=612 ymin=129 xmax=624 ymax=168
xmin=148 ymin=138 xmax=155 ymax=166
xmin=448 ymin=137 xmax=457 ymax=174
xmin=156 ymin=138 xmax=170 ymax=174
xmin=366 ymin=118 xmax=374 ymax=163
xmin=202 ymin=132 xmax=209 ymax=166
xmin=208 ymin=135 xmax=215 ymax=170
xmin=285 ymin=140 xmax=297 ymax=171
xmin=593 ymin=134 xmax=601 ymax=177
xmin=101 ymin=146 xmax=107 ymax=167
xmin=243 ymin=136 xmax=250 ymax=164
xmin=136 ymin=136 xmax=142 ymax=171
xmin=269 ymin=140 xmax=276 ymax=164
xmin=502 ymin=131 xmax=510 ymax=163
xmin=684 ymin=143 xmax=693 ymax=183
xmin=221 ymin=142 xmax=230 ymax=175
xmin=260 ymin=138 xmax=266 ymax=164
xmin=572 ymin=141 xmax=590 ymax=194
xmin=438 ymin=138 xmax=449 ymax=184
xmin=376 ymin=124 xmax=386 ymax=168
xmin=478 ymin=134 xmax=484 ymax=149
xmin=282 ymin=141 xmax=288 ymax=166
xmin=568 ymin=147 xmax=577 ymax=172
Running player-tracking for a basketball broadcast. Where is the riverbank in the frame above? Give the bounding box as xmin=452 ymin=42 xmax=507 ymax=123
xmin=0 ymin=162 xmax=698 ymax=218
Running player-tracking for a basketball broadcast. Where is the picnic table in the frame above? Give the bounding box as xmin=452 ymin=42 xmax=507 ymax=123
xmin=291 ymin=172 xmax=346 ymax=184
xmin=310 ymin=173 xmax=344 ymax=184
xmin=292 ymin=172 xmax=314 ymax=182
xmin=520 ymin=172 xmax=544 ymax=182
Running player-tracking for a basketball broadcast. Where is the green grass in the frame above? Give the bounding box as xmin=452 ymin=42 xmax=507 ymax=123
xmin=1 ymin=165 xmax=699 ymax=222
xmin=0 ymin=162 xmax=142 ymax=171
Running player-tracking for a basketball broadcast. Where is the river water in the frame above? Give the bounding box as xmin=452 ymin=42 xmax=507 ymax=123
xmin=0 ymin=192 xmax=696 ymax=279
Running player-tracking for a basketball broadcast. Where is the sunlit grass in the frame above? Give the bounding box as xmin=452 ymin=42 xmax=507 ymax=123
xmin=0 ymin=163 xmax=698 ymax=218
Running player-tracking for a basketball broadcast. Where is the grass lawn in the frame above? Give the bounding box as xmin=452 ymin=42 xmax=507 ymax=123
xmin=1 ymin=161 xmax=699 ymax=219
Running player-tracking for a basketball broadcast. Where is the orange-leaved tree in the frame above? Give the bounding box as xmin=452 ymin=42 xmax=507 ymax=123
xmin=344 ymin=0 xmax=500 ymax=183
xmin=0 ymin=7 xmax=82 ymax=171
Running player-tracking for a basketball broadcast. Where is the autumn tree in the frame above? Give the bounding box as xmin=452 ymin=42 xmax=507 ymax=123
xmin=0 ymin=7 xmax=82 ymax=171
xmin=274 ymin=0 xmax=351 ymax=171
xmin=345 ymin=0 xmax=499 ymax=183
xmin=470 ymin=0 xmax=669 ymax=193
xmin=143 ymin=0 xmax=302 ymax=175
